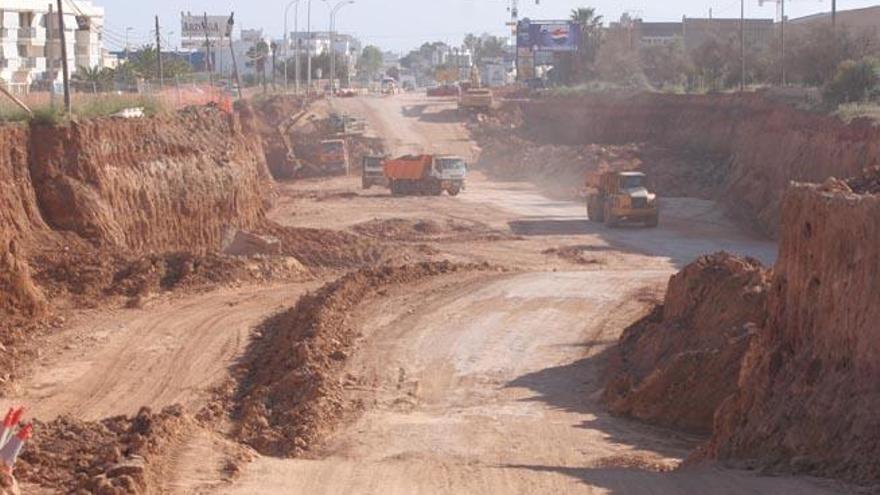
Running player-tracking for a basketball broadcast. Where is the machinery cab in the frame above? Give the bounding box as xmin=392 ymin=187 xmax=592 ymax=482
xmin=433 ymin=155 xmax=467 ymax=181
xmin=362 ymin=155 xmax=387 ymax=189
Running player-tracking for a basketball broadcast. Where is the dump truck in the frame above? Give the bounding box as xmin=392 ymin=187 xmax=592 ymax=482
xmin=362 ymin=155 xmax=387 ymax=189
xmin=384 ymin=154 xmax=467 ymax=196
xmin=586 ymin=171 xmax=659 ymax=227
xmin=318 ymin=139 xmax=349 ymax=175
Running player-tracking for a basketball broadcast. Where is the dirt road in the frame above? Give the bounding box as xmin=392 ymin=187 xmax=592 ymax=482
xmin=222 ymin=94 xmax=831 ymax=494
xmin=3 ymin=283 xmax=314 ymax=421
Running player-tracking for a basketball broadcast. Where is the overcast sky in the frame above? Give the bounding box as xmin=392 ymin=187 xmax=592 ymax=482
xmin=95 ymin=0 xmax=878 ymax=53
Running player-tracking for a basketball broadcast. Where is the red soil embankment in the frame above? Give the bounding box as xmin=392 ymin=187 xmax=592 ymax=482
xmin=604 ymin=253 xmax=768 ymax=435
xmin=608 ymin=179 xmax=880 ymax=483
xmin=0 ymin=125 xmax=47 ymax=318
xmin=702 ymin=181 xmax=880 ymax=483
xmin=29 ymin=106 xmax=270 ymax=251
xmin=507 ymin=92 xmax=880 ymax=236
xmin=0 ymin=105 xmax=273 ymax=318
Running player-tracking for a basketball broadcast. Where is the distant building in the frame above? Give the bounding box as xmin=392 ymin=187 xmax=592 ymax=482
xmin=789 ymin=6 xmax=880 ymax=37
xmin=0 ymin=0 xmax=107 ymax=87
xmin=612 ymin=14 xmax=775 ymax=52
xmin=683 ymin=17 xmax=775 ymax=52
xmin=636 ymin=22 xmax=683 ymax=46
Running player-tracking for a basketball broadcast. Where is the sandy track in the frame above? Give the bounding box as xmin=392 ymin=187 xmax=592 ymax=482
xmin=4 ymin=283 xmax=313 ymax=421
xmin=225 ymin=271 xmax=833 ymax=494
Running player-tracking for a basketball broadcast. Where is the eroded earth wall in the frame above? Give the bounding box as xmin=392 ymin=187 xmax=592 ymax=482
xmin=28 ymin=106 xmax=270 ymax=251
xmin=0 ymin=106 xmax=273 ymax=317
xmin=705 ymin=183 xmax=880 ymax=482
xmin=517 ymin=93 xmax=880 ymax=236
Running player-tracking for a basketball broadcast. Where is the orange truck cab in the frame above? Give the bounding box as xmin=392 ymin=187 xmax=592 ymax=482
xmin=383 ymin=154 xmax=467 ymax=196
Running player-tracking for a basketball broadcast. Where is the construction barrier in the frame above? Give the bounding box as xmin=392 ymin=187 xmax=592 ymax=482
xmin=0 ymin=407 xmax=30 ymax=473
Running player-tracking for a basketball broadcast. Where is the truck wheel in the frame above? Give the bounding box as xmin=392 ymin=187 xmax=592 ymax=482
xmin=447 ymin=185 xmax=462 ymax=196
xmin=390 ymin=181 xmax=403 ymax=196
xmin=604 ymin=204 xmax=618 ymax=228
xmin=587 ymin=196 xmax=604 ymax=222
xmin=362 ymin=180 xmax=371 ymax=190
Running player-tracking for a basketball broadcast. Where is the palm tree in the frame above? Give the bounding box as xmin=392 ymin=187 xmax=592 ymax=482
xmin=571 ymin=7 xmax=604 ymax=67
xmin=73 ymin=65 xmax=115 ymax=92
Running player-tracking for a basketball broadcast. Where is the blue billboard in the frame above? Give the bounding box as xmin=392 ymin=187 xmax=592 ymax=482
xmin=517 ymin=20 xmax=582 ymax=52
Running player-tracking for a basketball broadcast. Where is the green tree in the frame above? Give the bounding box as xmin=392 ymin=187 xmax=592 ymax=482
xmin=357 ymin=45 xmax=384 ymax=81
xmin=463 ymin=34 xmax=507 ymax=65
xmin=788 ymin=24 xmax=880 ymax=87
xmin=73 ymin=65 xmax=115 ymax=92
xmin=690 ymin=34 xmax=737 ymax=91
xmin=246 ymin=40 xmax=271 ymax=90
xmin=823 ymin=58 xmax=879 ymax=105
xmin=116 ymin=45 xmax=192 ymax=85
xmin=596 ymin=22 xmax=648 ymax=88
xmin=640 ymin=39 xmax=691 ymax=89
xmin=568 ymin=7 xmax=604 ymax=81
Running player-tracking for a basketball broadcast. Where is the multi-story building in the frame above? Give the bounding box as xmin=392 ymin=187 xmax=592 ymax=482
xmin=0 ymin=0 xmax=106 ymax=87
xmin=683 ymin=17 xmax=775 ymax=52
xmin=612 ymin=14 xmax=775 ymax=52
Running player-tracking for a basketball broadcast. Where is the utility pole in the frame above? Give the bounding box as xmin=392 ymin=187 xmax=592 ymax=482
xmin=307 ymin=0 xmax=312 ymax=95
xmin=780 ymin=0 xmax=786 ymax=86
xmin=203 ymin=13 xmax=213 ymax=86
xmin=155 ymin=16 xmax=164 ymax=88
xmin=271 ymin=41 xmax=278 ymax=91
xmin=832 ymin=0 xmax=837 ymax=29
xmin=56 ymin=0 xmax=70 ymax=114
xmin=740 ymin=0 xmax=745 ymax=91
xmin=48 ymin=3 xmax=55 ymax=107
xmin=227 ymin=13 xmax=243 ymax=99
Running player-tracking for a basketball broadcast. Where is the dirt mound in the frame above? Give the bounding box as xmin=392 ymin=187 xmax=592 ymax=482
xmin=699 ymin=185 xmax=880 ymax=484
xmin=604 ymin=252 xmax=769 ymax=434
xmin=31 ymin=247 xmax=306 ymax=310
xmin=352 ymin=218 xmax=513 ymax=242
xmin=262 ymin=223 xmax=395 ymax=269
xmin=17 ymin=405 xmax=189 ymax=494
xmin=233 ymin=261 xmax=490 ymax=457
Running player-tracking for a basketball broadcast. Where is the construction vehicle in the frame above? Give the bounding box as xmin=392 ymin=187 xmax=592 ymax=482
xmin=458 ymin=65 xmax=493 ymax=112
xmin=384 ymin=154 xmax=467 ymax=196
xmin=586 ymin=171 xmax=659 ymax=227
xmin=318 ymin=139 xmax=349 ymax=175
xmin=362 ymin=155 xmax=388 ymax=189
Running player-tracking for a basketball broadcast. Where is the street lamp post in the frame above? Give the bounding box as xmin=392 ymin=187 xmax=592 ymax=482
xmin=283 ymin=0 xmax=302 ymax=93
xmin=306 ymin=0 xmax=313 ymax=95
xmin=328 ymin=0 xmax=354 ymax=96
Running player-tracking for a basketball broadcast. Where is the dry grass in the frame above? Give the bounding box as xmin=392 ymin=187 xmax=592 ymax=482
xmin=834 ymin=102 xmax=880 ymax=123
xmin=0 ymin=92 xmax=168 ymax=124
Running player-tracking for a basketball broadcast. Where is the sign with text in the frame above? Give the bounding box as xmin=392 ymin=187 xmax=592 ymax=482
xmin=181 ymin=13 xmax=230 ymax=40
xmin=517 ymin=20 xmax=581 ymax=52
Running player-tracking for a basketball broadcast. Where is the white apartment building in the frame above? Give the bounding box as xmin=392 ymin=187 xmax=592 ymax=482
xmin=0 ymin=0 xmax=105 ymax=88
